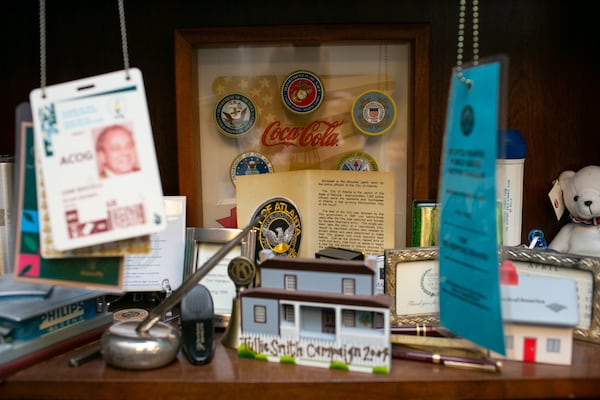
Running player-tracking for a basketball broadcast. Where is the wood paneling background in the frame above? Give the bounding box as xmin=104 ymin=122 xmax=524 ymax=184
xmin=2 ymin=0 xmax=598 ymax=245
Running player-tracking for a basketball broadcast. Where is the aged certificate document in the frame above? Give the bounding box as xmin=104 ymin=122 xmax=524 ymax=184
xmin=236 ymin=169 xmax=395 ymax=259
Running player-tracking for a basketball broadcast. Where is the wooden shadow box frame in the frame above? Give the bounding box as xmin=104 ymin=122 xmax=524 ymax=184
xmin=174 ymin=24 xmax=430 ymax=246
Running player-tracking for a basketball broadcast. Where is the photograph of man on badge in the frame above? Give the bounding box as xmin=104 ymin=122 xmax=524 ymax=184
xmin=94 ymin=123 xmax=141 ymax=178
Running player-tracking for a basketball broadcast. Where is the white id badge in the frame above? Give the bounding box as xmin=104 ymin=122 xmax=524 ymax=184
xmin=30 ymin=68 xmax=166 ymax=251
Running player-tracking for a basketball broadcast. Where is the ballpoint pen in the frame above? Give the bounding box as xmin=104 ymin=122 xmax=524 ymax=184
xmin=68 ymin=342 xmax=102 ymax=367
xmin=389 ymin=324 xmax=454 ymax=337
xmin=392 ymin=346 xmax=502 ymax=372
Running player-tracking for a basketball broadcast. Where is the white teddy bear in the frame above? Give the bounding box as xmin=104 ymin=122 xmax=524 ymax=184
xmin=548 ymin=165 xmax=600 ymax=257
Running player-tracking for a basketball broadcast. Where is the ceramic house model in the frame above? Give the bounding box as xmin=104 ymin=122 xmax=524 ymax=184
xmin=237 ymin=256 xmax=393 ymax=374
xmin=492 ymin=273 xmax=579 ymax=366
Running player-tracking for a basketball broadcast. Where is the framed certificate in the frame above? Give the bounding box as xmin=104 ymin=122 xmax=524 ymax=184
xmin=185 ymin=227 xmax=255 ymax=328
xmin=503 ymin=247 xmax=600 ymax=344
xmin=174 ymin=24 xmax=431 ymax=248
xmin=384 ymin=246 xmax=600 ymax=345
xmin=384 ymin=247 xmax=440 ymax=327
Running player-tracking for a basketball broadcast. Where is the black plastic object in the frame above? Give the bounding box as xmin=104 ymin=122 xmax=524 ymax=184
xmin=180 ymin=284 xmax=215 ymax=365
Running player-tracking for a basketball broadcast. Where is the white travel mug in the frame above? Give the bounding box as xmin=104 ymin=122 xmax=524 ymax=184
xmin=496 ymin=130 xmax=526 ymax=246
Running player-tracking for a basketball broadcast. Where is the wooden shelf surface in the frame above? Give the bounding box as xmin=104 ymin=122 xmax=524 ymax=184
xmin=1 ymin=333 xmax=600 ymax=399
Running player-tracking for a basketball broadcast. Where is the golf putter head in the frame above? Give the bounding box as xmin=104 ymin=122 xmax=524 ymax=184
xmin=180 ymin=284 xmax=216 ymax=365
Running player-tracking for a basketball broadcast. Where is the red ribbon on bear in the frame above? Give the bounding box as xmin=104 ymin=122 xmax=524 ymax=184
xmin=570 ymin=215 xmax=600 ymax=226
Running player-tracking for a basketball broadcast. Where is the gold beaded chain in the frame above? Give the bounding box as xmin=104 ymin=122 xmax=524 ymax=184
xmin=456 ymin=0 xmax=480 ymax=88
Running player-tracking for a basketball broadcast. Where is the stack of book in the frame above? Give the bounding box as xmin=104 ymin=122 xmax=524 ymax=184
xmin=0 ymin=275 xmax=112 ymax=380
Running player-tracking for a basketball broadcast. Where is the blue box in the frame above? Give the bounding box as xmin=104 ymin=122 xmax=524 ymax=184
xmin=0 ymin=275 xmax=101 ymax=341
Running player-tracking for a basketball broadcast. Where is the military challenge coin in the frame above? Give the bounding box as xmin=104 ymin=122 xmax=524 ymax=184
xmin=281 ymin=70 xmax=324 ymax=114
xmin=214 ymin=93 xmax=257 ymax=137
xmin=336 ymin=151 xmax=379 ymax=171
xmin=351 ymin=89 xmax=397 ymax=136
xmin=230 ymin=151 xmax=274 ymax=186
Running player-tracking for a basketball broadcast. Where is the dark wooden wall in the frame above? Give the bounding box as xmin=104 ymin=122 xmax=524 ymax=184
xmin=2 ymin=0 xmax=598 ymax=245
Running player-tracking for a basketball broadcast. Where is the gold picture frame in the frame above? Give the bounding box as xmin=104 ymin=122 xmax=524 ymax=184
xmin=384 ymin=247 xmax=440 ymax=327
xmin=174 ymin=24 xmax=430 ymax=246
xmin=384 ymin=246 xmax=600 ymax=344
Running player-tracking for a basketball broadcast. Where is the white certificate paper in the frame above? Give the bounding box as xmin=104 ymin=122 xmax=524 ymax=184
xmin=29 ymin=68 xmax=166 ymax=250
xmin=122 ymin=196 xmax=186 ymax=292
xmin=197 ymin=243 xmax=240 ymax=323
xmin=394 ymin=260 xmax=439 ymax=315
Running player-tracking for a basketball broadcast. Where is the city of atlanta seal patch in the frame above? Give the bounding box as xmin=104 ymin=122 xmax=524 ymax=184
xmin=250 ymin=197 xmax=302 ymax=259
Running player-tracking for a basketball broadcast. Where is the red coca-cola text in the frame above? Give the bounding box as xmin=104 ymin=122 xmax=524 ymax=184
xmin=261 ymin=120 xmax=342 ymax=148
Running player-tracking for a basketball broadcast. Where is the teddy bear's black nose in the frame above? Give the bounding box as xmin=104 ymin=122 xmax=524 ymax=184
xmin=584 ymin=200 xmax=593 ymax=207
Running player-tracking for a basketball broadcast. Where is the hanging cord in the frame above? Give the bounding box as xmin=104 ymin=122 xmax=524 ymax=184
xmin=378 ymin=43 xmax=382 ymax=90
xmin=376 ymin=42 xmax=389 ymax=92
xmin=383 ymin=43 xmax=388 ymax=92
xmin=38 ymin=0 xmax=132 ymax=93
xmin=39 ymin=0 xmax=47 ymax=98
xmin=456 ymin=0 xmax=480 ymax=88
xmin=117 ymin=0 xmax=131 ymax=79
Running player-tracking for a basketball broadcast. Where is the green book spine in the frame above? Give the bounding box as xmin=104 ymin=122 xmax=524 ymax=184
xmin=12 ymin=122 xmax=122 ymax=289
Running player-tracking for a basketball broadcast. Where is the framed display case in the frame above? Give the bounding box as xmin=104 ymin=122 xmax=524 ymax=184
xmin=175 ymin=24 xmax=430 ymax=247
